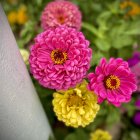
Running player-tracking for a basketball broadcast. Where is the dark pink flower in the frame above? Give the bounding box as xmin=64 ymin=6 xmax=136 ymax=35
xmin=135 ymin=99 xmax=140 ymax=107
xmin=128 ymin=52 xmax=140 ymax=92
xmin=29 ymin=26 xmax=92 ymax=90
xmin=130 ymin=63 xmax=140 ymax=92
xmin=133 ymin=112 xmax=140 ymax=125
xmin=88 ymin=58 xmax=137 ymax=107
xmin=41 ymin=1 xmax=82 ymax=30
xmin=127 ymin=52 xmax=140 ymax=67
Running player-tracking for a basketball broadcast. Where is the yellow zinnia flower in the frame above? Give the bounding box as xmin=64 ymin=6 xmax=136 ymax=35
xmin=52 ymin=80 xmax=100 ymax=128
xmin=17 ymin=5 xmax=28 ymax=25
xmin=90 ymin=129 xmax=112 ymax=140
xmin=120 ymin=1 xmax=140 ymax=17
xmin=20 ymin=49 xmax=29 ymax=65
xmin=7 ymin=11 xmax=17 ymax=25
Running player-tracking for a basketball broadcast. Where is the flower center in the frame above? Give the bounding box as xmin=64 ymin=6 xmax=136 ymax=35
xmin=105 ymin=75 xmax=120 ymax=90
xmin=51 ymin=49 xmax=67 ymax=64
xmin=57 ymin=16 xmax=65 ymax=24
xmin=67 ymin=94 xmax=83 ymax=107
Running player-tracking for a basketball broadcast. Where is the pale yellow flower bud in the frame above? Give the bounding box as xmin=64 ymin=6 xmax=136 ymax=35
xmin=90 ymin=129 xmax=112 ymax=140
xmin=20 ymin=49 xmax=29 ymax=65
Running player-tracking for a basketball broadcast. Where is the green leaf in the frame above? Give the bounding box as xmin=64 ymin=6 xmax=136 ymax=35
xmin=91 ymin=51 xmax=104 ymax=66
xmin=65 ymin=133 xmax=77 ymax=140
xmin=118 ymin=46 xmax=133 ymax=59
xmin=96 ymin=11 xmax=111 ymax=28
xmin=92 ymin=3 xmax=102 ymax=12
xmin=23 ymin=33 xmax=34 ymax=44
xmin=54 ymin=126 xmax=70 ymax=140
xmin=123 ymin=21 xmax=140 ymax=35
xmin=107 ymin=0 xmax=121 ymax=14
xmin=82 ymin=22 xmax=98 ymax=35
xmin=65 ymin=129 xmax=88 ymax=140
xmin=98 ymin=11 xmax=111 ymax=21
xmin=130 ymin=132 xmax=139 ymax=140
xmin=21 ymin=21 xmax=36 ymax=38
xmin=17 ymin=40 xmax=25 ymax=49
xmin=94 ymin=38 xmax=111 ymax=51
xmin=124 ymin=29 xmax=140 ymax=35
xmin=123 ymin=99 xmax=136 ymax=117
xmin=75 ymin=129 xmax=88 ymax=140
xmin=112 ymin=35 xmax=134 ymax=49
xmin=49 ymin=135 xmax=55 ymax=140
xmin=106 ymin=106 xmax=120 ymax=125
xmin=36 ymin=0 xmax=43 ymax=6
xmin=109 ymin=23 xmax=126 ymax=37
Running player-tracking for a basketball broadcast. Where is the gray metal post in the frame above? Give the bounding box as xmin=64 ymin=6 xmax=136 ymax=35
xmin=0 ymin=5 xmax=52 ymax=140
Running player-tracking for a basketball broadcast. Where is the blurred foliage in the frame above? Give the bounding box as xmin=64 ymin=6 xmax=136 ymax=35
xmin=2 ymin=0 xmax=140 ymax=139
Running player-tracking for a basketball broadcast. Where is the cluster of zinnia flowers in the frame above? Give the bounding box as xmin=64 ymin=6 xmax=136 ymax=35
xmin=29 ymin=0 xmax=137 ymax=128
xmin=90 ymin=129 xmax=112 ymax=140
xmin=7 ymin=5 xmax=28 ymax=25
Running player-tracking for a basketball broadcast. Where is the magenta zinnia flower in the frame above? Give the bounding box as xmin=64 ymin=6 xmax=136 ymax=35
xmin=128 ymin=52 xmax=140 ymax=92
xmin=127 ymin=52 xmax=140 ymax=67
xmin=29 ymin=26 xmax=92 ymax=90
xmin=88 ymin=58 xmax=137 ymax=107
xmin=41 ymin=1 xmax=82 ymax=30
xmin=135 ymin=99 xmax=140 ymax=107
xmin=133 ymin=99 xmax=140 ymax=125
xmin=133 ymin=111 xmax=140 ymax=125
xmin=130 ymin=63 xmax=140 ymax=92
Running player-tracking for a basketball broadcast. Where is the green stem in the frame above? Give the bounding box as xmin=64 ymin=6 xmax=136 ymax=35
xmin=82 ymin=22 xmax=98 ymax=35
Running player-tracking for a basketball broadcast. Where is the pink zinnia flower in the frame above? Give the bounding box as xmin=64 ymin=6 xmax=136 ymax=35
xmin=41 ymin=1 xmax=82 ymax=30
xmin=127 ymin=52 xmax=140 ymax=92
xmin=29 ymin=26 xmax=92 ymax=90
xmin=88 ymin=58 xmax=137 ymax=107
